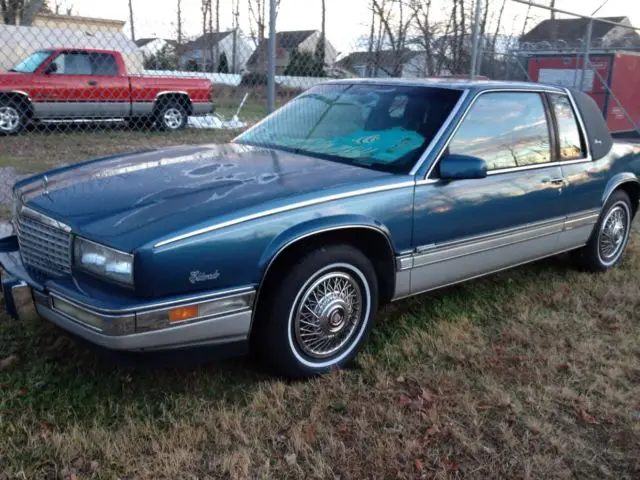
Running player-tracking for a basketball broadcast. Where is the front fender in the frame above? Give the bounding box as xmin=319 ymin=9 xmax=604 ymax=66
xmin=601 ymin=172 xmax=639 ymax=205
xmin=257 ymin=214 xmax=396 ymax=276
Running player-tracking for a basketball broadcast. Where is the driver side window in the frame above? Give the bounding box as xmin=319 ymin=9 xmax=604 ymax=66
xmin=50 ymin=52 xmax=93 ymax=75
xmin=448 ymin=92 xmax=552 ymax=171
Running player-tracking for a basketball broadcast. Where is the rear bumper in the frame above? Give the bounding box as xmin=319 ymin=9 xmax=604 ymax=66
xmin=0 ymin=235 xmax=254 ymax=353
xmin=192 ymin=102 xmax=215 ymax=116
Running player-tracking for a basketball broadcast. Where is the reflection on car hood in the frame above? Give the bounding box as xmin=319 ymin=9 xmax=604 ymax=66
xmin=18 ymin=143 xmax=392 ymax=251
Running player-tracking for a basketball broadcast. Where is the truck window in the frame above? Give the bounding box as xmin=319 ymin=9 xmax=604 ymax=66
xmin=447 ymin=92 xmax=552 ymax=171
xmin=50 ymin=52 xmax=93 ymax=75
xmin=91 ymin=53 xmax=119 ymax=76
xmin=549 ymin=94 xmax=585 ymax=161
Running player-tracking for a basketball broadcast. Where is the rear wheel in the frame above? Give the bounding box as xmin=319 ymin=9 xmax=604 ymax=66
xmin=156 ymin=101 xmax=188 ymax=131
xmin=571 ymin=190 xmax=632 ymax=272
xmin=257 ymin=244 xmax=379 ymax=378
xmin=0 ymin=99 xmax=26 ymax=135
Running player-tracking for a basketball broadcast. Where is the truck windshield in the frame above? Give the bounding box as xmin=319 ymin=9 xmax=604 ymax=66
xmin=11 ymin=51 xmax=53 ymax=73
xmin=235 ymin=84 xmax=462 ymax=173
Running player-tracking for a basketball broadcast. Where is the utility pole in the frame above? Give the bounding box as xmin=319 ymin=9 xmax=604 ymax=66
xmin=267 ymin=0 xmax=276 ymax=112
xmin=470 ymin=0 xmax=482 ymax=79
xmin=232 ymin=0 xmax=239 ymax=74
xmin=128 ymin=0 xmax=136 ymax=41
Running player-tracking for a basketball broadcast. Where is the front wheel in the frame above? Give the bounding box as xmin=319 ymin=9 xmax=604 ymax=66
xmin=258 ymin=245 xmax=379 ymax=378
xmin=571 ymin=190 xmax=633 ymax=272
xmin=0 ymin=99 xmax=26 ymax=135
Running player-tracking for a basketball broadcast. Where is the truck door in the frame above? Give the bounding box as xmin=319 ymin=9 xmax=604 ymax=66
xmin=33 ymin=51 xmax=129 ymax=119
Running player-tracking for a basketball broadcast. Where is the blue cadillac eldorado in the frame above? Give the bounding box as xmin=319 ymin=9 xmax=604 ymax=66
xmin=1 ymin=79 xmax=639 ymax=378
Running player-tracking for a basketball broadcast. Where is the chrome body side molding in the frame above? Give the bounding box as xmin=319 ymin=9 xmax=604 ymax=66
xmin=392 ymin=209 xmax=600 ymax=300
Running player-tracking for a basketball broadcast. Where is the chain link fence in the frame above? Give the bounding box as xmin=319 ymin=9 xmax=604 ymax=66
xmin=1 ymin=0 xmax=639 ymax=215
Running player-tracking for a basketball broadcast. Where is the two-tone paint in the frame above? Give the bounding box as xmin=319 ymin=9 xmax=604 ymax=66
xmin=0 ymin=49 xmax=213 ymax=120
xmin=3 ymin=79 xmax=640 ymax=353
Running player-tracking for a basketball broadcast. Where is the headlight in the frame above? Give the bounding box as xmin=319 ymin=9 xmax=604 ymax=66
xmin=74 ymin=237 xmax=134 ymax=286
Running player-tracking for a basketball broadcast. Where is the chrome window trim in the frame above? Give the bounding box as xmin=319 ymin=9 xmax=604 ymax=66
xmin=47 ymin=285 xmax=256 ymax=315
xmin=408 ymin=89 xmax=471 ymax=176
xmin=153 ymin=181 xmax=415 ymax=248
xmin=563 ymin=88 xmax=592 ymax=160
xmin=423 ymin=88 xmax=594 ymax=181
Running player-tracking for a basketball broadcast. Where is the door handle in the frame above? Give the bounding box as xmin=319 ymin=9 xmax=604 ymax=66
xmin=88 ymin=80 xmax=98 ymax=86
xmin=543 ymin=177 xmax=565 ymax=185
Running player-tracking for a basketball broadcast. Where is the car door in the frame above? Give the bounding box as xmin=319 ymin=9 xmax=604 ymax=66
xmin=546 ymin=92 xmax=604 ymax=251
xmin=409 ymin=90 xmax=567 ymax=295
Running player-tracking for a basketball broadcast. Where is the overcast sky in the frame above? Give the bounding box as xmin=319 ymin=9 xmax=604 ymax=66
xmin=62 ymin=0 xmax=640 ymax=54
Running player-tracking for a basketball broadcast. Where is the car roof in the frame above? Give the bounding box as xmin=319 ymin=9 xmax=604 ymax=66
xmin=324 ymin=77 xmax=567 ymax=94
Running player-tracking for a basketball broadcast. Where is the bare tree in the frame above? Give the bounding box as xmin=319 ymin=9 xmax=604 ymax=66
xmin=371 ymin=0 xmax=415 ymax=76
xmin=51 ymin=0 xmax=73 ymax=14
xmin=0 ymin=0 xmax=47 ymax=25
xmin=176 ymin=0 xmax=183 ymax=45
xmin=128 ymin=0 xmax=135 ymax=41
xmin=248 ymin=0 xmax=281 ymax=71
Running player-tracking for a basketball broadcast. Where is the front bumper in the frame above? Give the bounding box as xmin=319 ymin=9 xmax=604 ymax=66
xmin=0 ymin=235 xmax=254 ymax=352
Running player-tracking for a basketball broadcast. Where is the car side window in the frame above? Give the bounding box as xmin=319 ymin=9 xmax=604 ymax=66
xmin=549 ymin=94 xmax=585 ymax=161
xmin=51 ymin=52 xmax=93 ymax=75
xmin=91 ymin=53 xmax=118 ymax=76
xmin=448 ymin=92 xmax=552 ymax=171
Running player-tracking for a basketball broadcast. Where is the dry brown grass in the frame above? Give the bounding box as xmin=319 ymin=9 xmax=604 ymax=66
xmin=1 ymin=228 xmax=639 ymax=479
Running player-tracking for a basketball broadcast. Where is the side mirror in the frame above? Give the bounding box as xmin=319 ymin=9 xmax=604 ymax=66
xmin=44 ymin=62 xmax=58 ymax=74
xmin=439 ymin=154 xmax=487 ymax=180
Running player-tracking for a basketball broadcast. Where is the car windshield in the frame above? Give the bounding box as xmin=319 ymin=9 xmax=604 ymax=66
xmin=11 ymin=51 xmax=53 ymax=73
xmin=235 ymin=83 xmax=462 ymax=173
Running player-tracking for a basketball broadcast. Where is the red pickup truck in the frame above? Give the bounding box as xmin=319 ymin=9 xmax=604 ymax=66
xmin=0 ymin=48 xmax=214 ymax=134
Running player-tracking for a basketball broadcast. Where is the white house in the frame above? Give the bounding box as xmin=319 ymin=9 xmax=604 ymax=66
xmin=178 ymin=30 xmax=254 ymax=73
xmin=248 ymin=30 xmax=338 ymax=75
xmin=135 ymin=38 xmax=175 ymax=58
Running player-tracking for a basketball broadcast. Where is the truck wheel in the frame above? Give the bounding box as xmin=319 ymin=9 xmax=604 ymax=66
xmin=0 ymin=99 xmax=26 ymax=135
xmin=156 ymin=101 xmax=188 ymax=131
xmin=571 ymin=190 xmax=632 ymax=272
xmin=257 ymin=244 xmax=379 ymax=378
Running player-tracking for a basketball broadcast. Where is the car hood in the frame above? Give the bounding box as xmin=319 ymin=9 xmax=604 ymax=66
xmin=19 ymin=143 xmax=393 ymax=251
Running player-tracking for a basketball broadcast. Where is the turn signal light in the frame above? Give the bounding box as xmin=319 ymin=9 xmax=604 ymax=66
xmin=168 ymin=306 xmax=199 ymax=323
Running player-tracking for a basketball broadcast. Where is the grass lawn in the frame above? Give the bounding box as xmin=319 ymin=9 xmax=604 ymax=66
xmin=0 ymin=130 xmax=639 ymax=478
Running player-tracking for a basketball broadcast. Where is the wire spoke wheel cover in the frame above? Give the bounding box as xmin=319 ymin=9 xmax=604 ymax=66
xmin=163 ymin=107 xmax=183 ymax=129
xmin=292 ymin=267 xmax=366 ymax=360
xmin=0 ymin=106 xmax=20 ymax=133
xmin=597 ymin=202 xmax=630 ymax=266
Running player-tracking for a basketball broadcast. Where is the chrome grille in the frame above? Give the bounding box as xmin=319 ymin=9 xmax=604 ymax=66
xmin=15 ymin=213 xmax=72 ymax=277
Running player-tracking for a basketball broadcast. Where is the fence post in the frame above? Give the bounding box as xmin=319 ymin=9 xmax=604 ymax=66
xmin=579 ymin=19 xmax=593 ymax=91
xmin=267 ymin=0 xmax=277 ymax=113
xmin=470 ymin=0 xmax=482 ymax=79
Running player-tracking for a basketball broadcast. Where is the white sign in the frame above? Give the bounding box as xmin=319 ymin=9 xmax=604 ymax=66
xmin=539 ymin=68 xmax=595 ymax=92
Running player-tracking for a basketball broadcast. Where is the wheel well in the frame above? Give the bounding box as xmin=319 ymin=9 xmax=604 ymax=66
xmin=616 ymin=181 xmax=640 ymax=217
xmin=255 ymin=228 xmax=397 ymax=315
xmin=155 ymin=93 xmax=193 ymax=115
xmin=0 ymin=92 xmax=33 ymax=118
